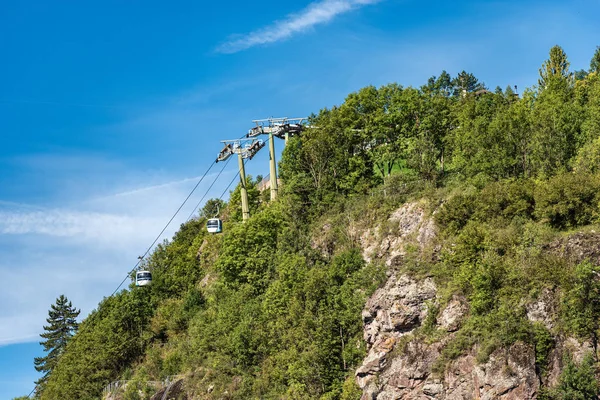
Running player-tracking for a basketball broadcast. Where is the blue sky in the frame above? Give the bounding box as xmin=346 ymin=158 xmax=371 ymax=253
xmin=1 ymin=0 xmax=599 ymax=397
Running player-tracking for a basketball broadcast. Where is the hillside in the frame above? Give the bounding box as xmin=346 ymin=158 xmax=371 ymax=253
xmin=32 ymin=45 xmax=600 ymax=400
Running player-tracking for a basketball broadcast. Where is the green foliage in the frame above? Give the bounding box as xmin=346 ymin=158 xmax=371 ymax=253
xmin=562 ymin=261 xmax=600 ymax=344
xmin=539 ymin=45 xmax=573 ymax=89
xmin=34 ymin=295 xmax=80 ymax=390
xmin=532 ymin=322 xmax=554 ymax=376
xmin=546 ymin=353 xmax=600 ymax=400
xmin=591 ymin=46 xmax=600 ymax=73
xmin=530 ymin=83 xmax=582 ymax=176
xmin=435 ymin=192 xmax=476 ymax=233
xmin=186 ymin=247 xmax=383 ymax=399
xmin=535 ymin=172 xmax=600 ymax=229
xmin=37 ymin=45 xmax=600 ymax=399
xmin=581 ymin=73 xmax=600 ymax=145
xmin=216 ymin=208 xmax=283 ymax=292
xmin=434 ymin=303 xmax=530 ymax=370
xmin=435 ymin=179 xmax=535 ymax=234
xmin=41 ymin=290 xmax=153 ymax=399
xmin=573 ymin=136 xmax=600 ymax=173
xmin=421 ymin=301 xmax=440 ymax=335
xmin=200 ymin=198 xmax=225 ymax=219
xmin=339 ymin=376 xmax=362 ymax=400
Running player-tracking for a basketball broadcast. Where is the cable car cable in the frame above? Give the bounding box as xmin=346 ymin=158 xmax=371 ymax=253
xmin=110 ymin=161 xmax=217 ymax=296
xmin=185 ymin=154 xmax=233 ymax=222
xmin=218 ymin=161 xmax=243 ymax=200
xmin=111 ymin=134 xmax=250 ymax=295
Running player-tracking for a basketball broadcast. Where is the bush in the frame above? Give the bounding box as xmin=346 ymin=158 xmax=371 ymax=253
xmin=435 ymin=192 xmax=476 ymax=233
xmin=535 ymin=172 xmax=600 ymax=229
xmin=573 ymin=137 xmax=600 ymax=173
xmin=562 ymin=261 xmax=600 ymax=341
xmin=532 ymin=322 xmax=554 ymax=376
xmin=550 ymin=353 xmax=599 ymax=400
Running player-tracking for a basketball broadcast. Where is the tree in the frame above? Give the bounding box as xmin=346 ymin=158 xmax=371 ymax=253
xmin=200 ymin=198 xmax=225 ymax=219
xmin=41 ymin=291 xmax=152 ymax=399
xmin=563 ymin=261 xmax=600 ymax=347
xmin=422 ymin=70 xmax=453 ymax=97
xmin=590 ymin=46 xmax=600 ymax=73
xmin=530 ymin=47 xmax=582 ymax=176
xmin=538 ymin=45 xmax=573 ymax=89
xmin=414 ymin=89 xmax=454 ymax=178
xmin=580 ymin=72 xmax=600 ymax=145
xmin=551 ymin=353 xmax=600 ymax=400
xmin=574 ymin=69 xmax=589 ymax=81
xmin=452 ymin=71 xmax=485 ymax=96
xmin=34 ymin=295 xmax=80 ymax=389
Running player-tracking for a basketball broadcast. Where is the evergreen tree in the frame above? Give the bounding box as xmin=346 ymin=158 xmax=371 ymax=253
xmin=538 ymin=45 xmax=573 ymax=89
xmin=34 ymin=295 xmax=80 ymax=390
xmin=452 ymin=70 xmax=485 ymax=96
xmin=574 ymin=69 xmax=589 ymax=81
xmin=422 ymin=70 xmax=453 ymax=97
xmin=590 ymin=46 xmax=600 ymax=73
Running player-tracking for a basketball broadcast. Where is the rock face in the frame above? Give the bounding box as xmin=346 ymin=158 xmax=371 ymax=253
xmin=358 ymin=274 xmax=437 ymax=391
xmin=360 ymin=341 xmax=539 ymax=400
xmin=546 ymin=231 xmax=600 ymax=265
xmin=438 ymin=296 xmax=468 ymax=333
xmin=525 ymin=288 xmax=557 ymax=330
xmin=357 ymin=270 xmax=541 ymax=399
xmin=359 ymin=202 xmax=437 ymax=266
xmin=444 ymin=343 xmax=539 ymax=400
xmin=356 ymin=202 xmax=539 ymax=399
xmin=354 ymin=205 xmax=600 ymax=399
xmin=150 ymin=379 xmax=186 ymax=400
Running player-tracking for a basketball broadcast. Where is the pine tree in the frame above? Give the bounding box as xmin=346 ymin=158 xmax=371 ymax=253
xmin=452 ymin=70 xmax=485 ymax=96
xmin=591 ymin=46 xmax=600 ymax=73
xmin=34 ymin=295 xmax=80 ymax=390
xmin=538 ymin=45 xmax=573 ymax=89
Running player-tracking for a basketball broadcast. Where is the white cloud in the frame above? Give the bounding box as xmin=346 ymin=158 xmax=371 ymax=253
xmin=0 ymin=159 xmax=238 ymax=346
xmin=216 ymin=0 xmax=382 ymax=53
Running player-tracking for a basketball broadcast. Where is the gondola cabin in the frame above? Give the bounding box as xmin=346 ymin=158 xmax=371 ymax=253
xmin=136 ymin=270 xmax=152 ymax=287
xmin=207 ymin=218 xmax=223 ymax=234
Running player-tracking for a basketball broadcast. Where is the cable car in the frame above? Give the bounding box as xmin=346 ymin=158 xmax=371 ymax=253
xmin=135 ymin=270 xmax=152 ymax=287
xmin=207 ymin=218 xmax=223 ymax=233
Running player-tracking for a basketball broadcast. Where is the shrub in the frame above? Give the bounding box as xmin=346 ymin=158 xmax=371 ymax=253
xmin=532 ymin=322 xmax=554 ymax=376
xmin=551 ymin=353 xmax=599 ymax=400
xmin=535 ymin=172 xmax=600 ymax=229
xmin=435 ymin=193 xmax=476 ymax=233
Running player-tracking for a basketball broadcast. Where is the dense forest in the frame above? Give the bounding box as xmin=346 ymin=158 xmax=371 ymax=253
xmin=26 ymin=45 xmax=600 ymax=399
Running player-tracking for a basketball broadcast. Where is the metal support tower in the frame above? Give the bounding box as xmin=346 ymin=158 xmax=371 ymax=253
xmin=247 ymin=117 xmax=308 ymax=200
xmin=216 ymin=138 xmax=265 ymax=221
xmin=268 ymin=132 xmax=278 ymax=200
xmin=238 ymin=152 xmax=249 ymax=221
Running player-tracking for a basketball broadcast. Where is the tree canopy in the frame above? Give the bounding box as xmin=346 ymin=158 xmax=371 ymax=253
xmin=33 ymin=295 xmax=80 ymax=393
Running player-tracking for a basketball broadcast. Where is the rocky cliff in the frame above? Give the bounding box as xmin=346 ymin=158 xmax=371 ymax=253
xmin=354 ymin=202 xmax=599 ymax=400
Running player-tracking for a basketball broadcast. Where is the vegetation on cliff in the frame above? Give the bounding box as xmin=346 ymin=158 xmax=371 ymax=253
xmin=31 ymin=45 xmax=600 ymax=399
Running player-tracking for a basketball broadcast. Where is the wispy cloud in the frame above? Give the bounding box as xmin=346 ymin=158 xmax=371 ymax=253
xmin=94 ymin=175 xmax=207 ymax=200
xmin=216 ymin=0 xmax=382 ymax=53
xmin=0 ymin=154 xmax=239 ymax=346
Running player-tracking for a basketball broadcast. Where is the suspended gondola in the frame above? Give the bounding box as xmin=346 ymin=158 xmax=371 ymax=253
xmin=206 ymin=218 xmax=223 ymax=233
xmin=206 ymin=204 xmax=223 ymax=233
xmin=135 ymin=270 xmax=152 ymax=287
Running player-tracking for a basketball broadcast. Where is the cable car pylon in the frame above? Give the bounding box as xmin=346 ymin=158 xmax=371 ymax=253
xmin=247 ymin=117 xmax=308 ymax=200
xmin=216 ymin=138 xmax=265 ymax=221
